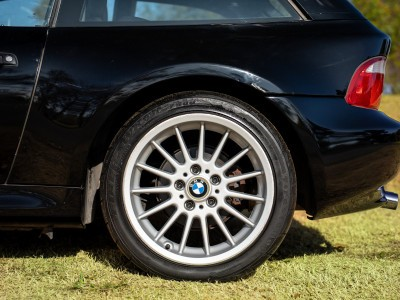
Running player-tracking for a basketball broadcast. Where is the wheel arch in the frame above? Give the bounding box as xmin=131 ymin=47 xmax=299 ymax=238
xmin=83 ymin=72 xmax=315 ymax=224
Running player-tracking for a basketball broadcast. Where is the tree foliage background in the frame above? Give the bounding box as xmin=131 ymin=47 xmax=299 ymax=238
xmin=352 ymin=0 xmax=400 ymax=93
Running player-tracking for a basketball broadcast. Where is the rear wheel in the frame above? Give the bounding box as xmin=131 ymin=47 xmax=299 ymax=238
xmin=101 ymin=92 xmax=296 ymax=281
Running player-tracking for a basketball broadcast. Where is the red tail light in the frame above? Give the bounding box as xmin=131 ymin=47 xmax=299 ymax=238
xmin=345 ymin=57 xmax=386 ymax=110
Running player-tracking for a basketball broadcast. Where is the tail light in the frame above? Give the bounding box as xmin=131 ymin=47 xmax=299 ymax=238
xmin=345 ymin=57 xmax=387 ymax=110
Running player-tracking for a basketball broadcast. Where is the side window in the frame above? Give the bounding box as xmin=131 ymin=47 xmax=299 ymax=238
xmin=134 ymin=2 xmax=224 ymax=21
xmin=0 ymin=0 xmax=54 ymax=27
xmin=77 ymin=0 xmax=300 ymax=25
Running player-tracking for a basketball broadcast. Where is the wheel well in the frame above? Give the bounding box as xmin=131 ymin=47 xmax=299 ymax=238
xmin=88 ymin=76 xmax=315 ymax=214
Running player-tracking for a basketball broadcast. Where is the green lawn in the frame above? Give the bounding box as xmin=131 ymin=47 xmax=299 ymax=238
xmin=1 ymin=96 xmax=400 ymax=300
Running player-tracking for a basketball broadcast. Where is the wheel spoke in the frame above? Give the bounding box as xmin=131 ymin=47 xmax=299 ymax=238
xmin=131 ymin=186 xmax=171 ymax=194
xmin=210 ymin=130 xmax=230 ymax=165
xmin=155 ymin=211 xmax=181 ymax=241
xmin=200 ymin=217 xmax=210 ymax=255
xmin=175 ymin=127 xmax=192 ymax=163
xmin=226 ymin=170 xmax=263 ymax=184
xmin=137 ymin=163 xmax=174 ymax=180
xmin=226 ymin=191 xmax=265 ymax=202
xmin=151 ymin=141 xmax=180 ymax=170
xmin=138 ymin=199 xmax=175 ymax=220
xmin=222 ymin=147 xmax=250 ymax=172
xmin=222 ymin=203 xmax=255 ymax=227
xmin=198 ymin=122 xmax=205 ymax=161
xmin=212 ymin=213 xmax=235 ymax=246
xmin=179 ymin=215 xmax=194 ymax=254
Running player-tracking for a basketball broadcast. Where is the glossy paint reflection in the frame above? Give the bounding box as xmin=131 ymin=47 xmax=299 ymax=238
xmin=1 ymin=12 xmax=398 ymax=222
xmin=0 ymin=27 xmax=47 ymax=183
xmin=286 ymin=96 xmax=400 ymax=215
xmin=9 ymin=20 xmax=390 ymax=187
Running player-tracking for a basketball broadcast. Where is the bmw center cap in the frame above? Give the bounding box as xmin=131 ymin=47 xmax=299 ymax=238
xmin=187 ymin=177 xmax=211 ymax=201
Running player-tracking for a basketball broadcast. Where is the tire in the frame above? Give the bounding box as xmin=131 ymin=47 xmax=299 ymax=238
xmin=101 ymin=91 xmax=296 ymax=281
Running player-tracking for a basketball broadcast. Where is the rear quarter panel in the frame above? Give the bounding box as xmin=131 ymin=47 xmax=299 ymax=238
xmin=7 ymin=19 xmax=392 ymax=214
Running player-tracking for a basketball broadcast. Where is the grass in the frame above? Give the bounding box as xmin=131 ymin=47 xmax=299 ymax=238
xmin=381 ymin=95 xmax=400 ymax=192
xmin=1 ymin=96 xmax=400 ymax=299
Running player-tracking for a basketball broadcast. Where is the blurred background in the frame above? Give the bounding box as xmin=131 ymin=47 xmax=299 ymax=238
xmin=352 ymin=0 xmax=400 ymax=94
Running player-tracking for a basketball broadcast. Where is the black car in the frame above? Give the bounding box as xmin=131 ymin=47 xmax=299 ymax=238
xmin=0 ymin=0 xmax=399 ymax=281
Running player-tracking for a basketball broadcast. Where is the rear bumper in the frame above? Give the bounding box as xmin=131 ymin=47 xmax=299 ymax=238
xmin=271 ymin=96 xmax=400 ymax=219
xmin=309 ymin=186 xmax=398 ymax=220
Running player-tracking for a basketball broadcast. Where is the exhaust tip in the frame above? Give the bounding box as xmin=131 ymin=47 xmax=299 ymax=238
xmin=378 ymin=187 xmax=398 ymax=210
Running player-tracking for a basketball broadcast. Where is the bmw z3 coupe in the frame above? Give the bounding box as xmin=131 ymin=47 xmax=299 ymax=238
xmin=0 ymin=0 xmax=399 ymax=281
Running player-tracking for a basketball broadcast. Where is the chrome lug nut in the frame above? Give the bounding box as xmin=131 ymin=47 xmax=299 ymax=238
xmin=184 ymin=200 xmax=195 ymax=211
xmin=207 ymin=197 xmax=217 ymax=208
xmin=210 ymin=175 xmax=221 ymax=185
xmin=174 ymin=180 xmax=185 ymax=190
xmin=190 ymin=164 xmax=201 ymax=175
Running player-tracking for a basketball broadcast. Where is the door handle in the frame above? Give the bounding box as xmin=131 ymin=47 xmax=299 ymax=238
xmin=0 ymin=53 xmax=18 ymax=67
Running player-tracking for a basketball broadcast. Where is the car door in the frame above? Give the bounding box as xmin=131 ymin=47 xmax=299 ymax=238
xmin=0 ymin=0 xmax=55 ymax=183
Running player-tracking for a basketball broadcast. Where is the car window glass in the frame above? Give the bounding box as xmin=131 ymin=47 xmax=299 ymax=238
xmin=134 ymin=2 xmax=224 ymax=21
xmin=0 ymin=0 xmax=54 ymax=27
xmin=77 ymin=0 xmax=300 ymax=24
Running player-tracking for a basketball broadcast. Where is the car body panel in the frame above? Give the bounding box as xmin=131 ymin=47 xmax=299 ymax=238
xmin=271 ymin=96 xmax=400 ymax=217
xmin=0 ymin=0 xmax=398 ymax=223
xmin=0 ymin=27 xmax=47 ymax=183
xmin=8 ymin=20 xmax=390 ymax=188
xmin=0 ymin=185 xmax=82 ymax=218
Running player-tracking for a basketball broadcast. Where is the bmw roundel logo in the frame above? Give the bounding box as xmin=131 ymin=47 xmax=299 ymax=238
xmin=187 ymin=177 xmax=210 ymax=201
xmin=192 ymin=182 xmax=205 ymax=195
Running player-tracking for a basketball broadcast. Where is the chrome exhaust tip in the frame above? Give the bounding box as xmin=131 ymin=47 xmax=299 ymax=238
xmin=378 ymin=187 xmax=398 ymax=210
